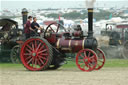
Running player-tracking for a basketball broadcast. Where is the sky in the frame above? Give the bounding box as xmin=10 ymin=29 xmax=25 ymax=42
xmin=0 ymin=0 xmax=127 ymax=1
xmin=0 ymin=0 xmax=128 ymax=11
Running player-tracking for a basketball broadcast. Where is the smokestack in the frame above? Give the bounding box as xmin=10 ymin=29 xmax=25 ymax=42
xmin=21 ymin=8 xmax=28 ymax=28
xmin=88 ymin=8 xmax=93 ymax=37
xmin=86 ymin=0 xmax=96 ymax=38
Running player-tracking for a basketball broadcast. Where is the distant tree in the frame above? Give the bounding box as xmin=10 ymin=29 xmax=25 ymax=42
xmin=94 ymin=10 xmax=111 ymax=21
xmin=44 ymin=10 xmax=125 ymax=21
xmin=45 ymin=13 xmax=59 ymax=19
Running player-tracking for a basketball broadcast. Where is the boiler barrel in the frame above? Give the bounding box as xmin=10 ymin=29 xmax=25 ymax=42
xmin=56 ymin=38 xmax=98 ymax=53
xmin=56 ymin=38 xmax=85 ymax=53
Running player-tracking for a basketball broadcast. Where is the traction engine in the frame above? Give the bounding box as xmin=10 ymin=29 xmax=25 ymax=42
xmin=20 ymin=8 xmax=106 ymax=72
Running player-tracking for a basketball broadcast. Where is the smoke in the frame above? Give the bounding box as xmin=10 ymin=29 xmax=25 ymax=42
xmin=85 ymin=0 xmax=96 ymax=8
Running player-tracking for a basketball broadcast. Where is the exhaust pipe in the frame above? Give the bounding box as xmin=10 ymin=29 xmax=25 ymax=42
xmin=88 ymin=8 xmax=93 ymax=38
xmin=86 ymin=0 xmax=96 ymax=38
xmin=21 ymin=8 xmax=28 ymax=28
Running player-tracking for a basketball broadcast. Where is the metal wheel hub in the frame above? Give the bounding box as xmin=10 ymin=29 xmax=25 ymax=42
xmin=32 ymin=52 xmax=37 ymax=57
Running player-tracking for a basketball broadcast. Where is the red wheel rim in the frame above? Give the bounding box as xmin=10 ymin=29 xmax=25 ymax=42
xmin=95 ymin=48 xmax=106 ymax=70
xmin=20 ymin=38 xmax=49 ymax=71
xmin=76 ymin=49 xmax=97 ymax=72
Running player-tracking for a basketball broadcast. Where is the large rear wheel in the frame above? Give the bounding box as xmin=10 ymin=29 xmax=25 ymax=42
xmin=20 ymin=37 xmax=53 ymax=71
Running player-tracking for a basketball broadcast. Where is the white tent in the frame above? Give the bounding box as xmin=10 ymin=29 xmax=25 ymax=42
xmin=109 ymin=17 xmax=124 ymax=23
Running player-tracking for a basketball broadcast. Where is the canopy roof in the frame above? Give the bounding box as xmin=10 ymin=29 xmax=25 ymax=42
xmin=0 ymin=18 xmax=18 ymax=26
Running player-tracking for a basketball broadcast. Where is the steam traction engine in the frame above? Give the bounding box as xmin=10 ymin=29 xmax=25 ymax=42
xmin=20 ymin=8 xmax=106 ymax=72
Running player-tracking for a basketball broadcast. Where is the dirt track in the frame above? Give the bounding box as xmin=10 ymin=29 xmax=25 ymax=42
xmin=0 ymin=67 xmax=128 ymax=85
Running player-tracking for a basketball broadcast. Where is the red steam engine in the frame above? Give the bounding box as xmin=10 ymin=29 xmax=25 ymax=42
xmin=19 ymin=8 xmax=106 ymax=72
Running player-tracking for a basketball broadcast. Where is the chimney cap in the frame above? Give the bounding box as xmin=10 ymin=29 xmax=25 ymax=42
xmin=22 ymin=8 xmax=28 ymax=13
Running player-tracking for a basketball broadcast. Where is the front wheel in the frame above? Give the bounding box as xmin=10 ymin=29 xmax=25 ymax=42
xmin=76 ymin=49 xmax=98 ymax=72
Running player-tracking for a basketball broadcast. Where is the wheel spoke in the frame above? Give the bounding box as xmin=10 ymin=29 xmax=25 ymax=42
xmin=50 ymin=26 xmax=55 ymax=32
xmin=41 ymin=57 xmax=47 ymax=60
xmin=25 ymin=56 xmax=32 ymax=60
xmin=88 ymin=52 xmax=91 ymax=57
xmin=32 ymin=57 xmax=35 ymax=67
xmin=88 ymin=64 xmax=91 ymax=70
xmin=84 ymin=51 xmax=87 ymax=58
xmin=79 ymin=63 xmax=85 ymax=65
xmin=27 ymin=58 xmax=33 ymax=64
xmin=39 ymin=58 xmax=45 ymax=65
xmin=80 ymin=54 xmax=85 ymax=58
xmin=79 ymin=59 xmax=83 ymax=61
xmin=84 ymin=61 xmax=89 ymax=67
xmin=38 ymin=55 xmax=47 ymax=60
xmin=26 ymin=44 xmax=33 ymax=51
xmin=90 ymin=55 xmax=95 ymax=59
xmin=83 ymin=64 xmax=86 ymax=69
xmin=38 ymin=49 xmax=47 ymax=54
xmin=39 ymin=45 xmax=44 ymax=51
xmin=32 ymin=42 xmax=35 ymax=51
xmin=35 ymin=59 xmax=37 ymax=68
xmin=98 ymin=60 xmax=103 ymax=63
xmin=39 ymin=53 xmax=48 ymax=56
xmin=56 ymin=24 xmax=60 ymax=33
xmin=90 ymin=58 xmax=96 ymax=62
xmin=12 ymin=52 xmax=16 ymax=55
xmin=97 ymin=63 xmax=100 ymax=66
xmin=37 ymin=59 xmax=42 ymax=66
xmin=26 ymin=48 xmax=32 ymax=53
xmin=36 ymin=42 xmax=42 ymax=51
xmin=35 ymin=40 xmax=37 ymax=49
xmin=24 ymin=53 xmax=31 ymax=56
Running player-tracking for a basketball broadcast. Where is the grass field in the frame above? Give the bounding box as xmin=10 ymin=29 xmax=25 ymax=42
xmin=0 ymin=59 xmax=128 ymax=68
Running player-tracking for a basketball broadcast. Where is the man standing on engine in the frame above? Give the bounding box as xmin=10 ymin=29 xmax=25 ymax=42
xmin=31 ymin=17 xmax=43 ymax=36
xmin=24 ymin=16 xmax=34 ymax=39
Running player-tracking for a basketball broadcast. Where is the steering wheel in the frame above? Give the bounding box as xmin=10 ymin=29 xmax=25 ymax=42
xmin=44 ymin=22 xmax=67 ymax=35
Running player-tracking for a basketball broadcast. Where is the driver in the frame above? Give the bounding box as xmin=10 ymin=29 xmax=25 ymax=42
xmin=31 ymin=17 xmax=43 ymax=36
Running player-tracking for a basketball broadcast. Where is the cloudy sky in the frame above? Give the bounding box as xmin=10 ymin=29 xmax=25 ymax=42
xmin=0 ymin=0 xmax=128 ymax=10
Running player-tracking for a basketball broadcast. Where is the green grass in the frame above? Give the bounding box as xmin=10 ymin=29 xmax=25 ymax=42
xmin=0 ymin=59 xmax=128 ymax=69
xmin=63 ymin=59 xmax=128 ymax=68
xmin=0 ymin=63 xmax=23 ymax=68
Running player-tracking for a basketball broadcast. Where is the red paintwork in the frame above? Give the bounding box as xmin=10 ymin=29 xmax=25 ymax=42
xmin=56 ymin=38 xmax=84 ymax=53
xmin=72 ymin=31 xmax=82 ymax=37
xmin=46 ymin=33 xmax=57 ymax=44
xmin=43 ymin=21 xmax=57 ymax=25
xmin=76 ymin=49 xmax=97 ymax=72
xmin=20 ymin=38 xmax=49 ymax=71
xmin=95 ymin=48 xmax=106 ymax=70
xmin=116 ymin=24 xmax=128 ymax=28
xmin=71 ymin=40 xmax=83 ymax=52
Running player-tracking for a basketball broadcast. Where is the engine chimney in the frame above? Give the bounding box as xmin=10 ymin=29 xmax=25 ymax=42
xmin=88 ymin=8 xmax=93 ymax=38
xmin=21 ymin=8 xmax=28 ymax=28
